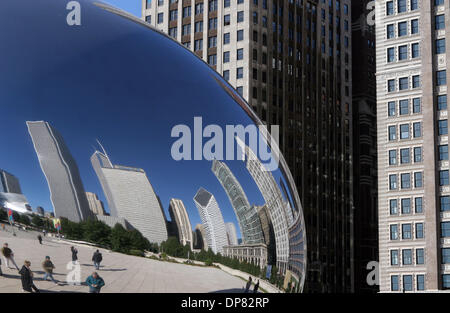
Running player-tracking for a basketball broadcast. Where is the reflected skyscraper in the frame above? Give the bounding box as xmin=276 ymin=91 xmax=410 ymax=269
xmin=193 ymin=188 xmax=228 ymax=254
xmin=91 ymin=150 xmax=168 ymax=244
xmin=225 ymin=222 xmax=238 ymax=246
xmin=236 ymin=136 xmax=291 ymax=272
xmin=211 ymin=159 xmax=265 ymax=245
xmin=26 ymin=121 xmax=92 ymax=222
xmin=85 ymin=192 xmax=106 ymax=216
xmin=0 ymin=169 xmax=22 ymax=194
xmin=0 ymin=169 xmax=31 ymax=214
xmin=169 ymin=198 xmax=193 ymax=250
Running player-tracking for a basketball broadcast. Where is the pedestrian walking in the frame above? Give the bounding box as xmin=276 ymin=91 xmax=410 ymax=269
xmin=71 ymin=246 xmax=78 ymax=264
xmin=253 ymin=280 xmax=260 ymax=293
xmin=92 ymin=250 xmax=103 ymax=270
xmin=42 ymin=256 xmax=58 ymax=284
xmin=85 ymin=272 xmax=105 ymax=293
xmin=37 ymin=235 xmax=43 ymax=245
xmin=19 ymin=260 xmax=39 ymax=293
xmin=1 ymin=243 xmax=19 ymax=270
xmin=244 ymin=276 xmax=252 ymax=293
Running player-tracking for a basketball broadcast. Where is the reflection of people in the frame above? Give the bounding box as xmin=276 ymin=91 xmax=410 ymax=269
xmin=71 ymin=246 xmax=78 ymax=264
xmin=37 ymin=235 xmax=43 ymax=245
xmin=253 ymin=280 xmax=260 ymax=293
xmin=19 ymin=260 xmax=39 ymax=293
xmin=42 ymin=256 xmax=58 ymax=284
xmin=2 ymin=243 xmax=19 ymax=270
xmin=86 ymin=272 xmax=105 ymax=293
xmin=244 ymin=276 xmax=252 ymax=293
xmin=92 ymin=250 xmax=102 ymax=270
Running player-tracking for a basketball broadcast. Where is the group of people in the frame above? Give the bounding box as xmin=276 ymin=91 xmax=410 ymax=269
xmin=1 ymin=242 xmax=106 ymax=293
xmin=244 ymin=276 xmax=260 ymax=293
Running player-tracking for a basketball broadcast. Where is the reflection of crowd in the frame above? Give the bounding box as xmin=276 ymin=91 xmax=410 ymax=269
xmin=0 ymin=234 xmax=105 ymax=293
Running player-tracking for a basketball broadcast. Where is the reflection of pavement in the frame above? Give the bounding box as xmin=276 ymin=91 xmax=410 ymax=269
xmin=0 ymin=226 xmax=247 ymax=293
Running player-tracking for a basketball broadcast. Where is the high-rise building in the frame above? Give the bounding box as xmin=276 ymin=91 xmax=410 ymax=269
xmin=194 ymin=223 xmax=208 ymax=250
xmin=351 ymin=0 xmax=378 ymax=293
xmin=376 ymin=0 xmax=450 ymax=292
xmin=36 ymin=206 xmax=45 ymax=216
xmin=142 ymin=0 xmax=353 ymax=292
xmin=226 ymin=222 xmax=239 ymax=245
xmin=236 ymin=136 xmax=291 ymax=272
xmin=193 ymin=188 xmax=228 ymax=254
xmin=0 ymin=169 xmax=31 ymax=214
xmin=91 ymin=150 xmax=168 ymax=244
xmin=211 ymin=159 xmax=265 ymax=244
xmin=86 ymin=192 xmax=106 ymax=216
xmin=26 ymin=121 xmax=92 ymax=222
xmin=169 ymin=198 xmax=194 ymax=249
xmin=0 ymin=169 xmax=22 ymax=194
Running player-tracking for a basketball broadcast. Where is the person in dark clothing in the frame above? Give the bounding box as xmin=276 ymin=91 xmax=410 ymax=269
xmin=244 ymin=276 xmax=252 ymax=293
xmin=71 ymin=246 xmax=78 ymax=264
xmin=19 ymin=260 xmax=39 ymax=293
xmin=37 ymin=235 xmax=42 ymax=245
xmin=92 ymin=250 xmax=103 ymax=270
xmin=85 ymin=272 xmax=105 ymax=293
xmin=2 ymin=243 xmax=19 ymax=270
xmin=253 ymin=280 xmax=260 ymax=293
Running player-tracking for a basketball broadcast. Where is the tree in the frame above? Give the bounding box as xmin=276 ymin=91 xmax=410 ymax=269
xmin=82 ymin=219 xmax=111 ymax=247
xmin=109 ymin=224 xmax=132 ymax=253
xmin=31 ymin=215 xmax=44 ymax=227
xmin=0 ymin=208 xmax=7 ymax=222
xmin=19 ymin=214 xmax=31 ymax=226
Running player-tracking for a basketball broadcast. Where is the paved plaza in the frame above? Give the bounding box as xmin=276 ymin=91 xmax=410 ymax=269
xmin=0 ymin=226 xmax=248 ymax=293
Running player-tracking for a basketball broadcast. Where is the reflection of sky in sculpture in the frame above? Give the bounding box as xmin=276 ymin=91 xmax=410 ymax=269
xmin=0 ymin=0 xmax=298 ymax=240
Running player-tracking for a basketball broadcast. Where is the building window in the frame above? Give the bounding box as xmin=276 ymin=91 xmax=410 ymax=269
xmin=438 ymin=95 xmax=447 ymax=110
xmin=388 ymin=101 xmax=396 ymax=116
xmin=416 ymin=223 xmax=424 ymax=239
xmin=195 ymin=3 xmax=203 ymax=14
xmin=168 ymin=27 xmax=177 ymax=38
xmin=390 ymin=224 xmax=399 ymax=240
xmin=391 ymin=250 xmax=399 ymax=265
xmin=412 ymin=75 xmax=420 ymax=88
xmin=237 ymin=30 xmax=244 ymax=41
xmin=208 ymin=0 xmax=217 ymax=12
xmin=441 ymin=196 xmax=450 ymax=211
xmin=437 ymin=70 xmax=447 ymax=86
xmin=414 ymin=147 xmax=422 ymax=163
xmin=402 ymin=249 xmax=412 ymax=265
xmin=401 ymin=173 xmax=411 ymax=189
xmin=223 ymin=51 xmax=230 ymax=63
xmin=390 ymin=199 xmax=398 ymax=215
xmin=389 ymin=150 xmax=397 ymax=165
xmin=436 ymin=0 xmax=444 ymax=6
xmin=194 ymin=39 xmax=203 ymax=51
xmin=223 ymin=32 xmax=230 ymax=44
xmin=386 ymin=1 xmax=394 ymax=15
xmin=145 ymin=15 xmax=151 ymax=23
xmin=399 ymin=99 xmax=409 ymax=115
xmin=208 ymin=36 xmax=217 ymax=48
xmin=412 ymin=43 xmax=420 ymax=58
xmin=169 ymin=9 xmax=178 ymax=21
xmin=401 ymin=198 xmax=411 ymax=214
xmin=223 ymin=70 xmax=229 ymax=81
xmin=387 ymin=24 xmax=395 ymax=39
xmin=442 ymin=248 xmax=450 ymax=264
xmin=399 ymin=77 xmax=409 ymax=90
xmin=388 ymin=79 xmax=396 ymax=92
xmin=413 ymin=98 xmax=421 ymax=113
xmin=182 ymin=6 xmax=191 ymax=18
xmin=182 ymin=24 xmax=191 ymax=36
xmin=436 ymin=15 xmax=445 ymax=30
xmin=208 ymin=18 xmax=217 ymax=30
xmin=397 ymin=0 xmax=407 ymax=13
xmin=413 ymin=122 xmax=421 ymax=138
xmin=436 ymin=38 xmax=446 ymax=54
xmin=416 ymin=249 xmax=424 ymax=264
xmin=415 ymin=197 xmax=423 ymax=213
xmin=400 ymin=124 xmax=409 ymax=139
xmin=236 ymin=86 xmax=243 ymax=95
xmin=224 ymin=14 xmax=230 ymax=26
xmin=389 ymin=126 xmax=397 ymax=141
xmin=195 ymin=21 xmax=203 ymax=33
xmin=442 ymin=222 xmax=450 ymax=237
xmin=400 ymin=148 xmax=410 ymax=164
xmin=402 ymin=224 xmax=412 ymax=239
xmin=417 ymin=275 xmax=424 ymax=291
xmin=237 ymin=48 xmax=244 ymax=60
xmin=387 ymin=47 xmax=395 ymax=63
xmin=440 ymin=170 xmax=450 ymax=186
xmin=224 ymin=0 xmax=230 ymax=7
xmin=398 ymin=22 xmax=407 ymax=37
xmin=443 ymin=275 xmax=450 ymax=290
xmin=439 ymin=120 xmax=448 ymax=135
xmin=439 ymin=145 xmax=449 ymax=161
xmin=236 ymin=67 xmax=243 ymax=79
xmin=237 ymin=11 xmax=244 ymax=22
xmin=398 ymin=45 xmax=408 ymax=61
xmin=157 ymin=12 xmax=164 ymax=24
xmin=411 ymin=0 xmax=418 ymax=10
xmin=403 ymin=275 xmax=413 ymax=291
xmin=208 ymin=54 xmax=216 ymax=66
xmin=411 ymin=19 xmax=419 ymax=34
xmin=391 ymin=275 xmax=399 ymax=291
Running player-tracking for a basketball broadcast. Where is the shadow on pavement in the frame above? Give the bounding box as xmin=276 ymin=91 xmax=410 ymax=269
xmin=210 ymin=288 xmax=246 ymax=293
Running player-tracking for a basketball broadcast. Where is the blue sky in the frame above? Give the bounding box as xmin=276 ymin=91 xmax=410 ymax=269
xmin=102 ymin=0 xmax=142 ymax=17
xmin=0 ymin=0 xmax=295 ymax=240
